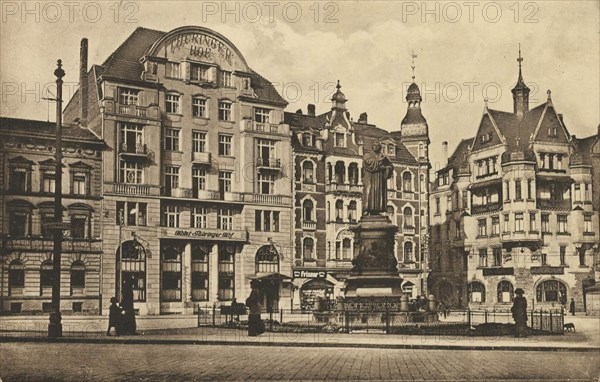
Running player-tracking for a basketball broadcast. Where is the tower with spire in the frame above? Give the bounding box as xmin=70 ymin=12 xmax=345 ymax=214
xmin=400 ymin=51 xmax=430 ymax=161
xmin=511 ymin=44 xmax=530 ymax=118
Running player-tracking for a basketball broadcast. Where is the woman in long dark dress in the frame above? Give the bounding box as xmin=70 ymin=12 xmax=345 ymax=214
xmin=246 ymin=280 xmax=264 ymax=336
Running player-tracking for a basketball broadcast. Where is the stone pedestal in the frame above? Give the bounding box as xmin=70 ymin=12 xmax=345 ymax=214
xmin=345 ymin=215 xmax=403 ymax=303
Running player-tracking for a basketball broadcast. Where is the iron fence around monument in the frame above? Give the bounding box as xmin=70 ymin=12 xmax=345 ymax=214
xmin=197 ymin=305 xmax=564 ymax=334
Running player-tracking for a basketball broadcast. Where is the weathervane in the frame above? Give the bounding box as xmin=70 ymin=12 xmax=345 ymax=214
xmin=410 ymin=50 xmax=418 ymax=81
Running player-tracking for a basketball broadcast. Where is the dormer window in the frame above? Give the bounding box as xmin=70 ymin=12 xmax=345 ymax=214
xmin=548 ymin=126 xmax=558 ymax=137
xmin=335 ymin=132 xmax=346 ymax=147
xmin=480 ymin=132 xmax=492 ymax=143
xmin=302 ymin=133 xmax=313 ymax=147
xmin=166 ymin=62 xmax=180 ymax=79
xmin=119 ymin=88 xmax=139 ymax=105
xmin=387 ymin=144 xmax=394 ymax=156
xmin=220 ymin=71 xmax=232 ymax=87
xmin=190 ymin=64 xmax=210 ymax=82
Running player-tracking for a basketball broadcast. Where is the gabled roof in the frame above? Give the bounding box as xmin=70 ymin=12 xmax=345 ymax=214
xmin=0 ymin=117 xmax=103 ymax=144
xmin=440 ymin=138 xmax=473 ymax=174
xmin=571 ymin=134 xmax=598 ymax=166
xmin=95 ymin=27 xmax=286 ymax=106
xmin=354 ymin=123 xmax=418 ymax=165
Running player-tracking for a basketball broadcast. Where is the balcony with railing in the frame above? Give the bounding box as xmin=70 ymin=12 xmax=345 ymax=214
xmin=118 ymin=104 xmax=147 ymax=117
xmin=3 ymin=236 xmax=102 ymax=253
xmin=119 ymin=142 xmax=150 ymax=159
xmin=302 ymin=221 xmax=316 ymax=231
xmin=192 ymin=152 xmax=211 ymax=165
xmin=402 ymin=226 xmax=416 ymax=235
xmin=256 ymin=157 xmax=281 ymax=170
xmin=162 ymin=187 xmax=194 ymax=198
xmin=106 ymin=183 xmax=160 ymax=196
xmin=240 ymin=119 xmax=290 ymax=135
xmin=326 ymin=183 xmax=362 ymax=193
xmin=471 ymin=202 xmax=503 ymax=215
xmin=537 ymin=199 xmax=571 ymax=210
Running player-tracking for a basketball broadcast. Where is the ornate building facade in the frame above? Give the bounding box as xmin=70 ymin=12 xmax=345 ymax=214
xmin=429 ymin=53 xmax=598 ymax=311
xmin=62 ymin=26 xmax=294 ymax=315
xmin=0 ymin=118 xmax=105 ymax=314
xmin=287 ymin=81 xmax=431 ymax=310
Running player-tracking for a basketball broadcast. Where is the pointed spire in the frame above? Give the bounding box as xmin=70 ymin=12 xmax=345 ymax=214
xmin=331 ymin=79 xmax=347 ymax=110
xmin=410 ymin=50 xmax=418 ymax=82
xmin=512 ymin=44 xmax=530 ymax=117
xmin=517 ymin=43 xmax=524 ymax=83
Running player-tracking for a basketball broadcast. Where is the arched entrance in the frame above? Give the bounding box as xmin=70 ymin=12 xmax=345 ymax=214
xmin=115 ymin=240 xmax=147 ymax=302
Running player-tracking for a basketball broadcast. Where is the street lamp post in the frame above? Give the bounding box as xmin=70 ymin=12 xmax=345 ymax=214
xmin=48 ymin=59 xmax=65 ymax=338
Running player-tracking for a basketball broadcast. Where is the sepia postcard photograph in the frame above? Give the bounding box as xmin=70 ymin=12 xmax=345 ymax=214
xmin=0 ymin=0 xmax=599 ymax=381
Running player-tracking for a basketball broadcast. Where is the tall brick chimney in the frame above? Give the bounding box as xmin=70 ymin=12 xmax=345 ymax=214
xmin=307 ymin=104 xmax=315 ymax=116
xmin=80 ymin=38 xmax=88 ymax=126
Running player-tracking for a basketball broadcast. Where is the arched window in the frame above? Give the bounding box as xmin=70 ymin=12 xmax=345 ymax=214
xmin=348 ymin=201 xmax=357 ymax=222
xmin=536 ymin=280 xmax=567 ymax=302
xmin=497 ymin=280 xmax=514 ymax=303
xmin=70 ymin=260 xmax=86 ymax=294
xmin=303 ymin=199 xmax=314 ymax=222
xmin=335 ymin=200 xmax=344 ymax=221
xmin=256 ymin=245 xmax=279 ymax=273
xmin=403 ymin=241 xmax=413 ymax=262
xmin=468 ymin=282 xmax=486 ymax=303
xmin=402 ymin=172 xmax=413 ymax=192
xmin=342 ymin=238 xmax=352 ymax=260
xmin=386 ymin=205 xmax=395 ymax=221
xmin=117 ymin=240 xmax=147 ymax=302
xmin=40 ymin=259 xmax=53 ymax=294
xmin=303 ymin=237 xmax=314 ymax=260
xmin=334 ymin=161 xmax=345 ymax=184
xmin=348 ymin=163 xmax=359 ymax=185
xmin=8 ymin=259 xmax=25 ymax=295
xmin=403 ymin=207 xmax=414 ymax=227
xmin=302 ymin=161 xmax=314 ymax=183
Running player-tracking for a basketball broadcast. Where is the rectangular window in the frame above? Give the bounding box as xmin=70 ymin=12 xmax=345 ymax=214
xmin=119 ymin=88 xmax=139 ymax=105
xmin=9 ymin=166 xmax=31 ymax=192
xmin=478 ymin=219 xmax=487 ymax=237
xmin=541 ymin=214 xmax=550 ymax=233
xmin=584 ymin=215 xmax=593 ymax=233
xmin=9 ymin=211 xmax=29 ymax=237
xmin=72 ymin=172 xmax=88 ymax=195
xmin=491 ymin=216 xmax=500 ymax=235
xmin=218 ymin=171 xmax=232 ymax=193
xmin=192 ymin=167 xmax=206 ymax=195
xmin=273 ymin=211 xmax=280 ymax=232
xmin=514 ymin=213 xmax=524 ymax=232
xmin=192 ymin=131 xmax=207 ymax=153
xmin=560 ymin=246 xmax=566 ymax=266
xmin=574 ymin=184 xmax=581 ymax=202
xmin=503 ymin=213 xmax=510 ymax=233
xmin=258 ymin=173 xmax=275 ymax=195
xmin=192 ymin=207 xmax=208 ymax=229
xmin=334 ymin=133 xmax=345 ymax=147
xmin=584 ymin=184 xmax=590 ymax=201
xmin=220 ymin=71 xmax=232 ymax=87
xmin=161 ymin=242 xmax=182 ymax=302
xmin=165 ymin=166 xmax=180 ymax=192
xmin=505 ymin=181 xmax=510 ymax=200
xmin=447 ymin=195 xmax=453 ymax=212
xmin=192 ymin=98 xmax=207 ymax=118
xmin=528 ymin=180 xmax=533 ymax=199
xmin=493 ymin=248 xmax=502 ymax=267
xmin=218 ymin=101 xmax=232 ymax=121
xmin=255 ymin=210 xmax=262 ymax=232
xmin=557 ymin=215 xmax=568 ymax=233
xmin=479 ymin=249 xmax=488 ymax=267
xmin=166 ymin=62 xmax=180 ymax=79
xmin=42 ymin=170 xmax=56 ymax=193
xmin=190 ymin=64 xmax=210 ymax=82
xmin=529 ymin=212 xmax=537 ymax=231
xmin=163 ymin=205 xmax=180 ymax=228
xmin=541 ymin=253 xmax=548 ymax=266
xmin=254 ymin=107 xmax=270 ymax=123
xmin=116 ymin=201 xmax=146 ymax=226
xmin=71 ymin=215 xmax=87 ymax=239
xmin=515 ymin=180 xmax=522 ymax=200
xmin=166 ymin=93 xmax=180 ymax=114
xmin=165 ymin=128 xmax=180 ymax=151
xmin=263 ymin=210 xmax=271 ymax=232
xmin=218 ymin=208 xmax=233 ymax=230
xmin=218 ymin=134 xmax=232 ymax=156
xmin=435 ymin=197 xmax=440 ymax=214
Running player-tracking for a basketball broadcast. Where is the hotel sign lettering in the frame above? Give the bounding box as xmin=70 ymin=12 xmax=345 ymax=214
xmin=168 ymin=33 xmax=234 ymax=65
xmin=173 ymin=229 xmax=243 ymax=241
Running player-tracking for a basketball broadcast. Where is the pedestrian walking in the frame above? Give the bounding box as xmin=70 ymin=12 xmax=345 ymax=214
xmin=107 ymin=297 xmax=122 ymax=336
xmin=569 ymin=298 xmax=576 ymax=316
xmin=246 ymin=280 xmax=265 ymax=336
xmin=511 ymin=288 xmax=528 ymax=338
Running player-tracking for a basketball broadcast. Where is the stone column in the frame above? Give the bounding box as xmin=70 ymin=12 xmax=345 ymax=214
xmin=209 ymin=243 xmax=219 ymax=303
xmin=184 ymin=242 xmax=192 ymax=304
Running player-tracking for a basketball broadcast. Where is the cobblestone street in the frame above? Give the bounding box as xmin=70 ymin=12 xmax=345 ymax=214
xmin=1 ymin=342 xmax=598 ymax=381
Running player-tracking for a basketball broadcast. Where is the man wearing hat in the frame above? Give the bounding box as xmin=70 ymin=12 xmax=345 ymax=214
xmin=511 ymin=288 xmax=528 ymax=337
xmin=107 ymin=297 xmax=123 ymax=336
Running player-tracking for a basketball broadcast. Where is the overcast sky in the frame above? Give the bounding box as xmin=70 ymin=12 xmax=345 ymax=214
xmin=1 ymin=0 xmax=598 ymax=169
